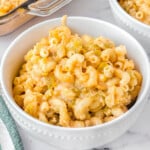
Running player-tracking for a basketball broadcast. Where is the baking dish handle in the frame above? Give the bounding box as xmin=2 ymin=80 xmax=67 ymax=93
xmin=28 ymin=0 xmax=72 ymax=17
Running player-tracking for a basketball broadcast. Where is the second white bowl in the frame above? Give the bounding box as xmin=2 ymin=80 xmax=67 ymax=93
xmin=109 ymin=0 xmax=150 ymax=51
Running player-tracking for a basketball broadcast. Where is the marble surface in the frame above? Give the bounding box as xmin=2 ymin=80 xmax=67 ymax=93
xmin=0 ymin=0 xmax=150 ymax=150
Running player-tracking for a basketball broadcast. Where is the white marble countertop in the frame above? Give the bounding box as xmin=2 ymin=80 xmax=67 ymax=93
xmin=0 ymin=0 xmax=150 ymax=150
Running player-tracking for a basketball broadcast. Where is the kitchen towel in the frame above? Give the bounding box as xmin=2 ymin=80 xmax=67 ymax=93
xmin=0 ymin=96 xmax=24 ymax=150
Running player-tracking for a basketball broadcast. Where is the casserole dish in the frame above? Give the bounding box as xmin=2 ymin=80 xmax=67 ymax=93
xmin=0 ymin=0 xmax=72 ymax=36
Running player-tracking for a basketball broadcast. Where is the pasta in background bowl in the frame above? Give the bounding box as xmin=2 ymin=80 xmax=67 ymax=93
xmin=109 ymin=0 xmax=150 ymax=51
xmin=119 ymin=0 xmax=150 ymax=25
xmin=0 ymin=16 xmax=150 ymax=150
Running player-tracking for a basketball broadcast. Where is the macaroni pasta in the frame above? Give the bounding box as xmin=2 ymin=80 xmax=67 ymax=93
xmin=119 ymin=0 xmax=150 ymax=25
xmin=13 ymin=16 xmax=142 ymax=128
xmin=0 ymin=0 xmax=26 ymax=16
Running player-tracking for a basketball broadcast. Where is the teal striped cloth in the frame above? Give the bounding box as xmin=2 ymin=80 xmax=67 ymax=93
xmin=0 ymin=96 xmax=24 ymax=150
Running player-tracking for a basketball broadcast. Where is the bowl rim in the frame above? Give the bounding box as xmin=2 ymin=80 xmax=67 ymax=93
xmin=1 ymin=16 xmax=150 ymax=132
xmin=110 ymin=0 xmax=150 ymax=29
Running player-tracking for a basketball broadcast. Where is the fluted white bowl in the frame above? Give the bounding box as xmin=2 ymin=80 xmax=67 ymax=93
xmin=109 ymin=0 xmax=150 ymax=51
xmin=0 ymin=17 xmax=150 ymax=150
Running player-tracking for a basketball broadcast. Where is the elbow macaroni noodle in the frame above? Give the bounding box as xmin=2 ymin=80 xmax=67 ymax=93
xmin=13 ymin=16 xmax=142 ymax=128
xmin=119 ymin=0 xmax=150 ymax=25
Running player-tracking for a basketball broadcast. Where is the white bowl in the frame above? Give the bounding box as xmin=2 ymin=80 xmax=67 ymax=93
xmin=0 ymin=17 xmax=150 ymax=150
xmin=109 ymin=0 xmax=150 ymax=51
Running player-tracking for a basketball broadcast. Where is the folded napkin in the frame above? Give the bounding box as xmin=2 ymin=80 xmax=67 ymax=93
xmin=0 ymin=96 xmax=24 ymax=150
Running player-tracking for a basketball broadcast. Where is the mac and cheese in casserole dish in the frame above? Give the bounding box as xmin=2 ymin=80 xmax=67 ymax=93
xmin=13 ymin=16 xmax=142 ymax=128
xmin=0 ymin=0 xmax=26 ymax=16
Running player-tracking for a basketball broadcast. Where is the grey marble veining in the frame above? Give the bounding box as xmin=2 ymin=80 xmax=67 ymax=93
xmin=0 ymin=0 xmax=150 ymax=150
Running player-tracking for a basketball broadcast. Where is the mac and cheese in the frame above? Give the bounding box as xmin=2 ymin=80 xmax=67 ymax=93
xmin=0 ymin=0 xmax=26 ymax=16
xmin=13 ymin=16 xmax=142 ymax=127
xmin=119 ymin=0 xmax=150 ymax=25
